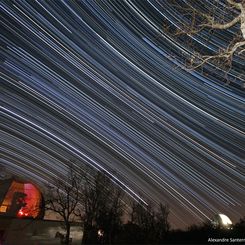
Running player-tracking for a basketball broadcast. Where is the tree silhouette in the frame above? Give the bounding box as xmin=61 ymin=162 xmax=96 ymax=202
xmin=233 ymin=216 xmax=245 ymax=234
xmin=79 ymin=171 xmax=124 ymax=245
xmin=129 ymin=201 xmax=170 ymax=244
xmin=155 ymin=203 xmax=170 ymax=242
xmin=45 ymin=165 xmax=83 ymax=244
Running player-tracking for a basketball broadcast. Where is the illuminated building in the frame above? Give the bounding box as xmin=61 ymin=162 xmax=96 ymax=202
xmin=0 ymin=178 xmax=44 ymax=219
xmin=212 ymin=213 xmax=233 ymax=229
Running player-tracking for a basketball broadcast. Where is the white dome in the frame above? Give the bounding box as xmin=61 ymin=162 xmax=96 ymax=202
xmin=218 ymin=214 xmax=232 ymax=226
xmin=212 ymin=213 xmax=233 ymax=229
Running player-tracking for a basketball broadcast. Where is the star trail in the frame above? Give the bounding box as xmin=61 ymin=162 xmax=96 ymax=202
xmin=0 ymin=0 xmax=245 ymax=228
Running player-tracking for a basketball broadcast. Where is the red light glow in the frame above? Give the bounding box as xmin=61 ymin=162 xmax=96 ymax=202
xmin=1 ymin=181 xmax=42 ymax=218
xmin=17 ymin=209 xmax=29 ymax=217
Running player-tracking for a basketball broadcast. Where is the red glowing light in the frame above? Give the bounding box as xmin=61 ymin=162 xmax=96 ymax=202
xmin=17 ymin=209 xmax=28 ymax=217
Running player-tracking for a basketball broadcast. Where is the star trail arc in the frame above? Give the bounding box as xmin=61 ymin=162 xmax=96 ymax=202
xmin=0 ymin=0 xmax=245 ymax=228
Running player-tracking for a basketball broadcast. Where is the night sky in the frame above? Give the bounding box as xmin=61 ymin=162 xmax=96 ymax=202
xmin=1 ymin=0 xmax=245 ymax=229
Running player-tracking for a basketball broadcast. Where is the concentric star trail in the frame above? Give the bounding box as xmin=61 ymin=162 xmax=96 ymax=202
xmin=0 ymin=0 xmax=244 ymax=228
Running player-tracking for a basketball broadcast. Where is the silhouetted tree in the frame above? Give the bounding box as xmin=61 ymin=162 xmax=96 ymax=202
xmin=155 ymin=203 xmax=170 ymax=242
xmin=129 ymin=201 xmax=170 ymax=244
xmin=131 ymin=201 xmax=156 ymax=243
xmin=79 ymin=171 xmax=124 ymax=245
xmin=233 ymin=216 xmax=245 ymax=234
xmin=45 ymin=165 xmax=83 ymax=244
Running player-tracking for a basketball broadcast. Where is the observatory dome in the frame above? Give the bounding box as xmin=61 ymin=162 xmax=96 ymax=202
xmin=0 ymin=178 xmax=44 ymax=219
xmin=212 ymin=213 xmax=233 ymax=229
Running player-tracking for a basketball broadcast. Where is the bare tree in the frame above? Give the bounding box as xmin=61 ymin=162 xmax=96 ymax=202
xmin=162 ymin=0 xmax=245 ymax=85
xmin=78 ymin=171 xmax=125 ymax=245
xmin=130 ymin=201 xmax=170 ymax=244
xmin=155 ymin=203 xmax=170 ymax=241
xmin=45 ymin=165 xmax=83 ymax=244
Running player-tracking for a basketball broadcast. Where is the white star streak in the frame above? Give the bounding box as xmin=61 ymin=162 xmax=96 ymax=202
xmin=1 ymin=0 xmax=244 ymax=228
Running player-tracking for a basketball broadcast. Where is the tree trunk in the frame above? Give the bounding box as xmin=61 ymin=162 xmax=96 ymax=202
xmin=81 ymin=223 xmax=90 ymax=244
xmin=82 ymin=223 xmax=98 ymax=244
xmin=65 ymin=222 xmax=71 ymax=244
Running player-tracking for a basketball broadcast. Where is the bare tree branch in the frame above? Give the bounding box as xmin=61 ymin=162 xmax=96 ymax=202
xmin=190 ymin=40 xmax=245 ymax=69
xmin=162 ymin=0 xmax=245 ymax=86
xmin=199 ymin=15 xmax=240 ymax=30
